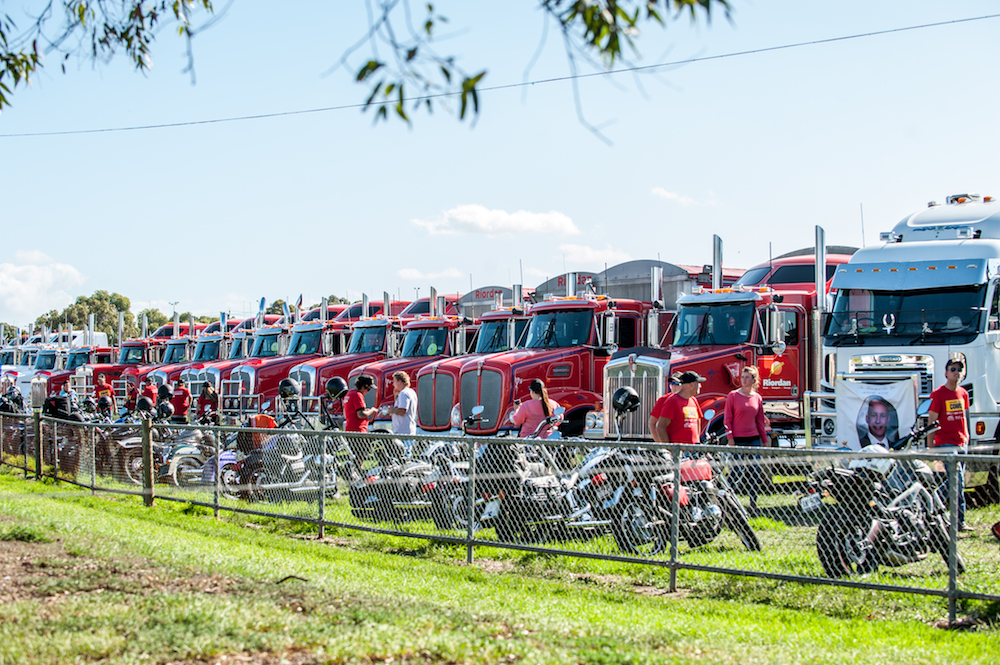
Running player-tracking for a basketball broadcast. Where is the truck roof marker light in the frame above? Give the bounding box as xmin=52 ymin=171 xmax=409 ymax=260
xmin=909 ymin=267 xmax=918 ymax=271
xmin=948 ymin=265 xmax=957 ymax=269
xmin=889 ymin=268 xmax=898 ymax=272
xmin=928 ymin=266 xmax=937 ymax=270
xmin=985 ymin=196 xmax=993 ymax=203
xmin=872 ymin=268 xmax=880 ymax=272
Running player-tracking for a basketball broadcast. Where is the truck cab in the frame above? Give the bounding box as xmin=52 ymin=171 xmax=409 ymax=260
xmin=458 ymin=294 xmax=653 ymax=437
xmin=819 ymin=193 xmax=1000 ymax=501
xmin=46 ymin=346 xmax=116 ymax=397
xmin=347 ymin=315 xmax=477 ymax=432
xmin=415 ymin=306 xmax=530 ymax=432
xmin=286 ymin=317 xmax=401 ymax=410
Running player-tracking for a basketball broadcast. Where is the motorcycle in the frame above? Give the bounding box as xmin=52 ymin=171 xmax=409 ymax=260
xmin=594 ymin=394 xmax=761 ymax=554
xmin=805 ymin=413 xmax=966 ymax=578
xmin=155 ymin=411 xmax=218 ymax=487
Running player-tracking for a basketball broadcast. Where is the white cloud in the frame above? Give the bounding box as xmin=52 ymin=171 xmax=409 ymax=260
xmin=397 ymin=267 xmax=463 ymax=281
xmin=556 ymin=244 xmax=632 ymax=266
xmin=412 ymin=204 xmax=579 ymax=236
xmin=651 ymin=188 xmax=697 ymax=206
xmin=0 ymin=252 xmax=85 ymax=324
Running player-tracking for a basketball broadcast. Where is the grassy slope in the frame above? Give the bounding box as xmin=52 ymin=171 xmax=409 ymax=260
xmin=0 ymin=475 xmax=996 ymax=665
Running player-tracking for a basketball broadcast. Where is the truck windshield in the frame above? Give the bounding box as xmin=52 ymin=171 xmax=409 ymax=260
xmin=250 ymin=333 xmax=282 ymax=358
xmin=401 ymin=327 xmax=448 ymax=357
xmin=34 ymin=353 xmax=57 ymax=370
xmin=476 ymin=319 xmax=527 ymax=353
xmin=228 ymin=338 xmax=247 ymax=360
xmin=119 ymin=346 xmax=145 ymax=364
xmin=673 ymin=303 xmax=755 ymax=346
xmin=162 ymin=343 xmax=187 ymax=364
xmin=825 ymin=285 xmax=986 ymax=345
xmin=66 ymin=352 xmax=89 ymax=371
xmin=287 ymin=329 xmax=322 ymax=356
xmin=348 ymin=326 xmax=386 ymax=354
xmin=0 ymin=352 xmax=13 ymax=365
xmin=193 ymin=339 xmax=221 ymax=362
xmin=525 ymin=310 xmax=593 ymax=349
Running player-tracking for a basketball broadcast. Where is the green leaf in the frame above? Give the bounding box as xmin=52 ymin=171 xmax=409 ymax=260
xmin=356 ymin=60 xmax=383 ymax=82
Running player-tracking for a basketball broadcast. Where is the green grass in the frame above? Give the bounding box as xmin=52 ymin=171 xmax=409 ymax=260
xmin=0 ymin=474 xmax=997 ymax=664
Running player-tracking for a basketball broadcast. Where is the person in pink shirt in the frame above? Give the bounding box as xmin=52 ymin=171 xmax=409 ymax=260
xmin=724 ymin=366 xmax=770 ymax=515
xmin=510 ymin=379 xmax=562 ymax=438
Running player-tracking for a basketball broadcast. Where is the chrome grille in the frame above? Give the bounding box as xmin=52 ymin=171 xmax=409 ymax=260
xmin=461 ymin=369 xmax=502 ymax=432
xmin=605 ymin=373 xmax=661 ymax=439
xmin=849 ymin=355 xmax=934 ymax=397
xmin=288 ymin=367 xmax=313 ymax=398
xmin=418 ymin=373 xmax=454 ymax=428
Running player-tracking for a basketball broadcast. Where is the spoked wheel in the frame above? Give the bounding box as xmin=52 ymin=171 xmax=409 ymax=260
xmin=721 ymin=493 xmax=761 ymax=551
xmin=219 ymin=461 xmax=240 ymax=500
xmin=170 ymin=456 xmax=203 ymax=487
xmin=121 ymin=449 xmax=144 ymax=485
xmin=928 ymin=515 xmax=966 ymax=574
xmin=816 ymin=508 xmax=880 ymax=578
xmin=612 ymin=499 xmax=667 ymax=556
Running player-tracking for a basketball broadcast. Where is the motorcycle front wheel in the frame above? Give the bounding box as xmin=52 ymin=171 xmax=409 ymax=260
xmin=612 ymin=499 xmax=667 ymax=556
xmin=121 ymin=449 xmax=144 ymax=485
xmin=721 ymin=493 xmax=762 ymax=552
xmin=170 ymin=456 xmax=203 ymax=487
xmin=816 ymin=507 xmax=879 ymax=578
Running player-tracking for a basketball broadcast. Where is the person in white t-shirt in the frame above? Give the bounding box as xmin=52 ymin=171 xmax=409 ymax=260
xmin=388 ymin=371 xmax=417 ymax=436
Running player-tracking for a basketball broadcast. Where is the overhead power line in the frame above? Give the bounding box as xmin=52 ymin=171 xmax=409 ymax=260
xmin=2 ymin=13 xmax=998 ymax=139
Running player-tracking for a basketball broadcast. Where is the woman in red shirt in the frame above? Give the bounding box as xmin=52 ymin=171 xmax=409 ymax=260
xmin=723 ymin=366 xmax=770 ymax=515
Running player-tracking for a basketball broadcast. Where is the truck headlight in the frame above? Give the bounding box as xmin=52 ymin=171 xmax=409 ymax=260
xmin=586 ymin=411 xmax=604 ymax=431
xmin=450 ymin=404 xmax=462 ymax=428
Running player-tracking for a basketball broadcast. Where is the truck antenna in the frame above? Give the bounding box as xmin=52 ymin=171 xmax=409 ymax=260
xmin=767 ymin=243 xmax=773 ymax=286
xmin=860 ymin=202 xmax=866 ymax=247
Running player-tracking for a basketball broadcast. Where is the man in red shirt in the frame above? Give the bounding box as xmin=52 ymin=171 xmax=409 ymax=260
xmin=648 ymin=372 xmax=682 ymax=442
xmin=171 ymin=378 xmax=192 ymax=423
xmin=652 ymin=371 xmax=706 ymax=444
xmin=928 ymin=359 xmax=971 ymax=531
xmin=344 ymin=375 xmax=380 ymax=465
xmin=94 ymin=374 xmax=116 ymax=410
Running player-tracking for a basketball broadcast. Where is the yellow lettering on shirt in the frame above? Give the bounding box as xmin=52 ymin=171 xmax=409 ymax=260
xmin=945 ymin=399 xmax=964 ymax=413
xmin=682 ymin=406 xmax=699 ymax=420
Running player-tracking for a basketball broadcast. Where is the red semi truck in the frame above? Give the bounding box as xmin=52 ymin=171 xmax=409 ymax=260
xmin=347 ymin=315 xmax=478 ymax=432
xmin=415 ymin=306 xmax=531 ymax=432
xmin=439 ymin=293 xmax=656 ymax=437
xmin=584 ymin=250 xmax=855 ymax=443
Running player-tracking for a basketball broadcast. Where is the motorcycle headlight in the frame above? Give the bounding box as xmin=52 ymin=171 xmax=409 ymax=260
xmin=450 ymin=404 xmax=462 ymax=428
xmin=586 ymin=410 xmax=604 ymax=431
xmin=503 ymin=406 xmax=517 ymax=426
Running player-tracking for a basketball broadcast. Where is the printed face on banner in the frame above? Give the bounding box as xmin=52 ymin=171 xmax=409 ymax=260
xmin=835 ymin=379 xmax=917 ymax=451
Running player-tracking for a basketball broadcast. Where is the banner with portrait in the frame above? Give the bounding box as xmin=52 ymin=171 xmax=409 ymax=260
xmin=835 ymin=377 xmax=918 ymax=451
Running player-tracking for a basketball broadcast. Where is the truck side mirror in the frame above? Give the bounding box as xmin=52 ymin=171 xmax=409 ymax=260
xmin=602 ymin=313 xmax=617 ymax=348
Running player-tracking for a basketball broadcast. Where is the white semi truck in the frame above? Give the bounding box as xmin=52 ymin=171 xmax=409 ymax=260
xmin=817 ymin=193 xmax=1000 ymax=503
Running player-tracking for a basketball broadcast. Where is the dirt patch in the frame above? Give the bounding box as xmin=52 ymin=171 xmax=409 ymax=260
xmin=0 ymin=535 xmax=247 ymax=604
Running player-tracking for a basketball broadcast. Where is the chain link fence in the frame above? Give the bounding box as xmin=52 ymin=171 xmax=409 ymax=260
xmin=4 ymin=413 xmax=998 ymax=622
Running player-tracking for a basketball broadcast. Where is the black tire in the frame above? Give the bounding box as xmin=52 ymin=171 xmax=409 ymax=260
xmin=121 ymin=449 xmax=143 ymax=485
xmin=684 ymin=508 xmax=723 ymax=549
xmin=721 ymin=493 xmax=761 ymax=551
xmin=170 ymin=456 xmax=203 ymax=487
xmin=816 ymin=507 xmax=880 ymax=578
xmin=495 ymin=500 xmax=546 ymax=544
xmin=968 ymin=464 xmax=999 ymax=508
xmin=611 ymin=499 xmax=667 ymax=556
xmin=928 ymin=515 xmax=967 ymax=574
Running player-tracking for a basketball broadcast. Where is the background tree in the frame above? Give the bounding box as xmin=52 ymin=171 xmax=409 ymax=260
xmin=265 ymin=300 xmax=286 ymax=316
xmin=2 ymin=1 xmax=728 ymax=131
xmin=33 ymin=290 xmax=139 ymax=345
xmin=1 ymin=1 xmax=214 ymax=111
xmin=135 ymin=308 xmax=169 ymax=333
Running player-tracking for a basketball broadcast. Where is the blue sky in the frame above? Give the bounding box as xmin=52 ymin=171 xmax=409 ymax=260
xmin=2 ymin=1 xmax=998 ymax=326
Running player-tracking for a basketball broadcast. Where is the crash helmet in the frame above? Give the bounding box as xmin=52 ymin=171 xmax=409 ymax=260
xmin=325 ymin=376 xmax=348 ymax=399
xmin=611 ymin=386 xmax=641 ymax=414
xmin=136 ymin=396 xmax=154 ymax=413
xmin=82 ymin=396 xmax=97 ymax=413
xmin=96 ymin=395 xmax=114 ymax=412
xmin=278 ymin=377 xmax=301 ymax=399
xmin=157 ymin=384 xmax=173 ymax=402
xmin=157 ymin=401 xmax=175 ymax=420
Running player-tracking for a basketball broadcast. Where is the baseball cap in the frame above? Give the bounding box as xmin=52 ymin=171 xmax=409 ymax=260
xmin=677 ymin=371 xmax=707 ymax=384
xmin=668 ymin=371 xmax=683 ymax=385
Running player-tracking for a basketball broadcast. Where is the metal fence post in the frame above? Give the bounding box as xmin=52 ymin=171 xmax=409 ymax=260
xmin=90 ymin=426 xmax=96 ymax=495
xmin=140 ymin=418 xmax=154 ymax=507
xmin=53 ymin=422 xmax=59 ymax=481
xmin=669 ymin=443 xmax=680 ymax=593
xmin=33 ymin=410 xmax=41 ymax=480
xmin=947 ymin=454 xmax=959 ymax=626
xmin=213 ymin=426 xmax=220 ymax=520
xmin=318 ymin=433 xmax=326 ymax=539
xmin=467 ymin=439 xmax=477 ymax=564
